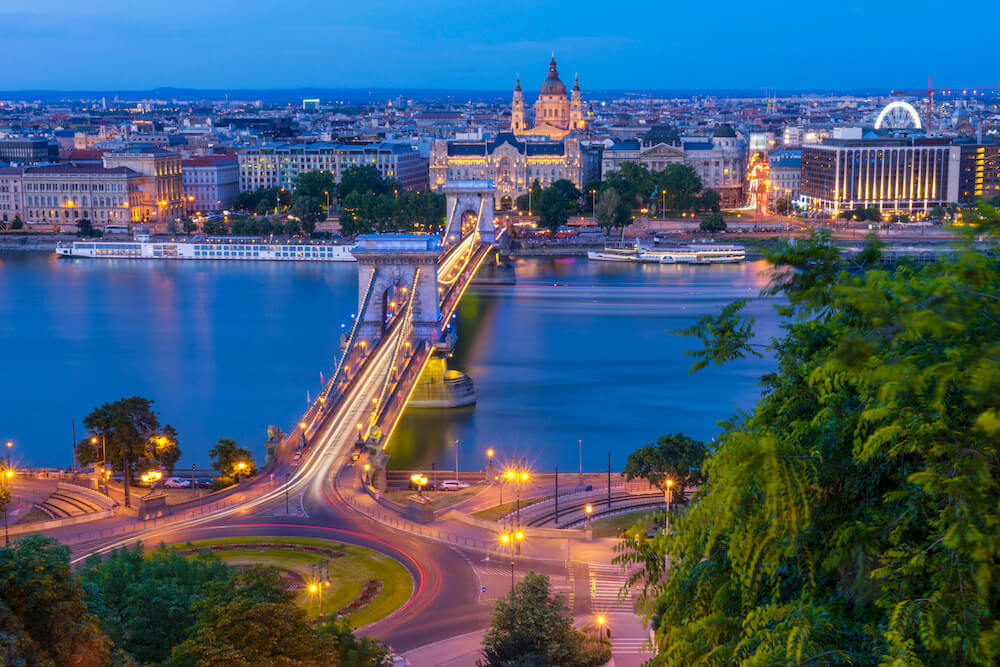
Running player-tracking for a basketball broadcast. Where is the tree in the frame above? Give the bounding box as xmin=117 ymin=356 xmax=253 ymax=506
xmin=617 ymin=224 xmax=1000 ymax=665
xmin=181 ymin=217 xmax=198 ymax=234
xmin=77 ymin=397 xmax=180 ymax=479
xmin=202 ymin=219 xmax=227 ymax=236
xmin=594 ymin=188 xmax=630 ymax=234
xmin=338 ymin=165 xmax=390 ymax=199
xmin=622 ymin=433 xmax=706 ymax=504
xmin=11 ymin=215 xmax=24 ymax=230
xmin=290 ymin=195 xmax=323 ymax=234
xmin=774 ymin=195 xmax=791 ymax=215
xmin=0 ymin=534 xmax=112 ymax=666
xmin=929 ymin=204 xmax=946 ymax=220
xmin=528 ymin=179 xmax=543 ymax=216
xmin=550 ymin=179 xmax=582 ymax=209
xmin=293 ymin=170 xmax=337 ymax=203
xmin=76 ymin=218 xmax=94 ymax=237
xmin=660 ymin=163 xmax=703 ymax=212
xmin=699 ymin=211 xmax=726 ymax=232
xmin=165 ymin=218 xmax=179 ymax=234
xmin=700 ymin=188 xmax=722 ymax=213
xmin=79 ymin=543 xmax=231 ymax=664
xmin=315 ymin=617 xmax=388 ymax=666
xmin=165 ymin=566 xmax=333 ymax=666
xmin=208 ymin=437 xmax=256 ymax=485
xmin=582 ymin=178 xmax=604 ymax=213
xmin=480 ymin=571 xmax=607 ymax=667
xmin=537 ymin=187 xmax=569 ymax=236
xmin=515 ymin=193 xmax=530 ymax=212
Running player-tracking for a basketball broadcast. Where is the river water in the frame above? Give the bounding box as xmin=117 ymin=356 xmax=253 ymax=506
xmin=0 ymin=251 xmax=780 ymax=472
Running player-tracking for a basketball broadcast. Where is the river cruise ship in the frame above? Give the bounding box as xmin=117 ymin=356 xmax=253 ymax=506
xmin=588 ymin=241 xmax=745 ymax=264
xmin=56 ymin=238 xmax=357 ymax=262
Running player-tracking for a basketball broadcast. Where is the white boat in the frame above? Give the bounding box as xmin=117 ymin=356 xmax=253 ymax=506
xmin=55 ymin=238 xmax=358 ymax=262
xmin=588 ymin=242 xmax=745 ymax=264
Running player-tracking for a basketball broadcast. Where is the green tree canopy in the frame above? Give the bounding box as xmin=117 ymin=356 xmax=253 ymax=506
xmin=208 ymin=437 xmax=257 ymax=483
xmin=622 ymin=433 xmax=706 ymax=501
xmin=537 ymin=186 xmax=570 ymax=236
xmin=594 ymin=188 xmax=631 ymax=234
xmin=165 ymin=566 xmax=333 ymax=666
xmin=79 ymin=543 xmax=231 ymax=664
xmin=293 ymin=170 xmax=337 ymax=203
xmin=480 ymin=571 xmax=608 ymax=667
xmin=0 ymin=534 xmax=112 ymax=666
xmin=659 ymin=162 xmax=702 ymax=212
xmin=617 ymin=223 xmax=1000 ymax=665
xmin=699 ymin=211 xmax=726 ymax=232
xmin=77 ymin=396 xmax=180 ymax=475
xmin=528 ymin=179 xmax=543 ymax=216
xmin=699 ymin=188 xmax=722 ymax=212
xmin=338 ymin=165 xmax=399 ymax=199
xmin=290 ymin=195 xmax=324 ymax=234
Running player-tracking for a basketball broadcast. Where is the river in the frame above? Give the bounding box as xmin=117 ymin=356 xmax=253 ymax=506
xmin=0 ymin=251 xmax=780 ymax=472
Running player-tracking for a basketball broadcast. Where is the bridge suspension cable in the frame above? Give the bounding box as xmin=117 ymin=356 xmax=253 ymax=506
xmin=364 ymin=267 xmax=422 ymax=442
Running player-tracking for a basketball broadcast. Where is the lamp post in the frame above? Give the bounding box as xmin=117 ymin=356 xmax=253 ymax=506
xmin=363 ymin=462 xmax=371 ymax=486
xmin=585 ymin=503 xmax=593 ymax=530
xmin=2 ymin=467 xmax=14 ymax=545
xmin=411 ymin=473 xmax=428 ymax=498
xmin=664 ymin=478 xmax=674 ymax=534
xmin=91 ymin=435 xmax=108 ymax=495
xmin=5 ymin=440 xmax=10 ymax=467
xmin=500 ymin=529 xmax=524 ymax=593
xmin=597 ymin=615 xmax=607 ymax=640
xmin=236 ymin=461 xmax=247 ymax=483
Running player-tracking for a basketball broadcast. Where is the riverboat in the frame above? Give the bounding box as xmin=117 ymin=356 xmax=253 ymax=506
xmin=587 ymin=242 xmax=745 ymax=264
xmin=55 ymin=238 xmax=357 ymax=262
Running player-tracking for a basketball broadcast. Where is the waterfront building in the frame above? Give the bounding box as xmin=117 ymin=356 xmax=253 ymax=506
xmin=182 ymin=155 xmax=239 ymax=213
xmin=800 ymin=137 xmax=960 ymax=215
xmin=602 ymin=124 xmax=747 ymax=208
xmin=768 ymin=150 xmax=802 ymax=207
xmin=0 ymin=138 xmax=59 ymax=165
xmin=428 ymin=132 xmax=599 ymax=209
xmin=956 ymin=141 xmax=1000 ymax=204
xmin=236 ymin=141 xmax=426 ymax=193
xmin=2 ymin=164 xmax=139 ymax=227
xmin=102 ymin=145 xmax=184 ymax=226
xmin=510 ymin=57 xmax=586 ymax=140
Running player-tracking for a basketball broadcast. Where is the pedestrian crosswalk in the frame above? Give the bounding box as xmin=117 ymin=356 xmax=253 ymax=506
xmin=588 ymin=564 xmax=634 ymax=613
xmin=611 ymin=637 xmax=653 ymax=655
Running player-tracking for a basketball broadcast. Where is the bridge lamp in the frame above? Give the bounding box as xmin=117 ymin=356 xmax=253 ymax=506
xmin=520 ymin=471 xmax=529 ymax=482
xmin=91 ymin=437 xmax=97 ymax=444
xmin=299 ymin=422 xmax=307 ymax=430
xmin=500 ymin=532 xmax=510 ymax=545
xmin=364 ymin=463 xmax=371 ymax=472
xmin=359 ymin=340 xmax=367 ymax=349
xmin=356 ymin=423 xmax=363 ymax=431
xmin=585 ymin=504 xmax=593 ymax=515
xmin=515 ymin=531 xmax=524 ymax=542
xmin=4 ymin=469 xmax=13 ymax=480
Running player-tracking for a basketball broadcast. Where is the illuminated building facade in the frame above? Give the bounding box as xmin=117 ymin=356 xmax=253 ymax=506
xmin=800 ymin=138 xmax=960 ymax=215
xmin=957 ymin=142 xmax=1000 ymax=203
xmin=429 ymin=132 xmax=597 ymax=209
xmin=0 ymin=138 xmax=58 ymax=165
xmin=102 ymin=145 xmax=184 ymax=225
xmin=182 ymin=155 xmax=239 ymax=213
xmin=602 ymin=124 xmax=747 ymax=208
xmin=511 ymin=57 xmax=586 ymax=139
xmin=237 ymin=142 xmax=426 ymax=192
xmin=0 ymin=164 xmax=139 ymax=226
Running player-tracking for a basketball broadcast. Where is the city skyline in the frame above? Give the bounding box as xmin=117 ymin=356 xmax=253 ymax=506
xmin=3 ymin=0 xmax=997 ymax=91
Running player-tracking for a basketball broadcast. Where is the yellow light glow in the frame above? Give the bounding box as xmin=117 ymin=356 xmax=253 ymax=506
xmin=487 ymin=449 xmax=494 ymax=458
xmin=597 ymin=615 xmax=605 ymax=625
xmin=501 ymin=533 xmax=510 ymax=544
xmin=585 ymin=504 xmax=593 ymax=514
xmin=364 ymin=463 xmax=371 ymax=471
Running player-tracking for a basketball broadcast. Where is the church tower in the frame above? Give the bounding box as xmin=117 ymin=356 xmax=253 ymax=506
xmin=570 ymin=73 xmax=584 ymax=131
xmin=511 ymin=75 xmax=525 ymax=133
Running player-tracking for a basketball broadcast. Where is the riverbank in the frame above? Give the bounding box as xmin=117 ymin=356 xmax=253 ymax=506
xmin=0 ymin=234 xmax=66 ymax=251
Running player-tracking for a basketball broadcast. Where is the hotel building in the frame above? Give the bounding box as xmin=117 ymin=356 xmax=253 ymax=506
xmin=800 ymin=137 xmax=960 ymax=215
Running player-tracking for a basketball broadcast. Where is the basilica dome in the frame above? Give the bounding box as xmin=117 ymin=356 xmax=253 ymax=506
xmin=539 ymin=57 xmax=566 ymax=96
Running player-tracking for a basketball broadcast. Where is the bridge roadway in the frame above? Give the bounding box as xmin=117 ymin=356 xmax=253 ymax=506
xmin=61 ymin=231 xmax=571 ymax=653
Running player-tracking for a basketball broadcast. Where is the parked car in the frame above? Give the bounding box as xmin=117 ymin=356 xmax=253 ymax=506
xmin=163 ymin=477 xmax=191 ymax=488
xmin=194 ymin=478 xmax=215 ymax=489
xmin=437 ymin=480 xmax=470 ymax=491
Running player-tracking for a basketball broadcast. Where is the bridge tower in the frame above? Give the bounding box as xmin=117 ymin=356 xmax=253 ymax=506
xmin=350 ymin=234 xmax=443 ymax=345
xmin=442 ymin=180 xmax=498 ymax=245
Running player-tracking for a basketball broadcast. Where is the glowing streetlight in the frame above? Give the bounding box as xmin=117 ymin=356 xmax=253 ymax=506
xmin=236 ymin=461 xmax=247 ymax=483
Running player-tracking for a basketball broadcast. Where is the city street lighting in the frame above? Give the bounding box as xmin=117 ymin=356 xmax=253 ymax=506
xmin=5 ymin=440 xmax=11 ymax=467
xmin=236 ymin=461 xmax=247 ymax=483
xmin=585 ymin=503 xmax=593 ymax=529
xmin=597 ymin=615 xmax=607 ymax=640
xmin=665 ymin=478 xmax=674 ymax=533
xmin=500 ymin=530 xmax=524 ymax=592
xmin=1 ymin=466 xmax=13 ymax=545
xmin=411 ymin=473 xmax=428 ymax=498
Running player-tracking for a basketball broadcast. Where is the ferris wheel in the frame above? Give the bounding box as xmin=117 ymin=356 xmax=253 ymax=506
xmin=874 ymin=100 xmax=923 ymax=130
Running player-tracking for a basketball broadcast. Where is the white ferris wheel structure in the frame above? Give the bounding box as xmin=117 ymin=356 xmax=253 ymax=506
xmin=874 ymin=100 xmax=923 ymax=130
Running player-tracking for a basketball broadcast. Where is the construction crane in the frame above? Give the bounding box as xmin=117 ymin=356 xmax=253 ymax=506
xmin=891 ymin=77 xmax=1000 ymax=132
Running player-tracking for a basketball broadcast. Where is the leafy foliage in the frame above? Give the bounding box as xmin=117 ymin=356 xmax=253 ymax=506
xmin=480 ymin=572 xmax=607 ymax=667
xmin=595 ymin=188 xmax=631 ymax=234
xmin=699 ymin=212 xmax=726 ymax=232
xmin=77 ymin=396 xmax=180 ymax=475
xmin=79 ymin=543 xmax=231 ymax=664
xmin=0 ymin=534 xmax=112 ymax=666
xmin=616 ymin=219 xmax=1000 ymax=665
xmin=622 ymin=433 xmax=707 ymax=503
xmin=208 ymin=437 xmax=256 ymax=486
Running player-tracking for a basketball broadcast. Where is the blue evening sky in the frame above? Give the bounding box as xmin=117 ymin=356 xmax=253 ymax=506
xmin=2 ymin=0 xmax=996 ymax=91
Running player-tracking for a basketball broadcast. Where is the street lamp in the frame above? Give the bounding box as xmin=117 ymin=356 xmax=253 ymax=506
xmin=411 ymin=473 xmax=428 ymax=498
xmin=664 ymin=478 xmax=674 ymax=533
xmin=500 ymin=529 xmax=524 ymax=592
xmin=585 ymin=503 xmax=593 ymax=529
xmin=5 ymin=440 xmax=10 ymax=467
xmin=597 ymin=615 xmax=607 ymax=640
xmin=236 ymin=461 xmax=247 ymax=483
xmin=2 ymin=466 xmax=14 ymax=545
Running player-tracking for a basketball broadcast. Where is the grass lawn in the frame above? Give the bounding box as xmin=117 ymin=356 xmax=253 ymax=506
xmin=175 ymin=536 xmax=412 ymax=627
xmin=591 ymin=509 xmax=658 ymax=538
xmin=472 ymin=494 xmax=553 ymax=521
xmin=384 ymin=486 xmax=482 ymax=512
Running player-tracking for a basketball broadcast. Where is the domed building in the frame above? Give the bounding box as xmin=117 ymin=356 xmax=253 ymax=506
xmin=511 ymin=56 xmax=585 ymax=139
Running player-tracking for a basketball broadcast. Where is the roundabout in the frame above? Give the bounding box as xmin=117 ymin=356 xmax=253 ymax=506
xmin=173 ymin=536 xmax=413 ymax=627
